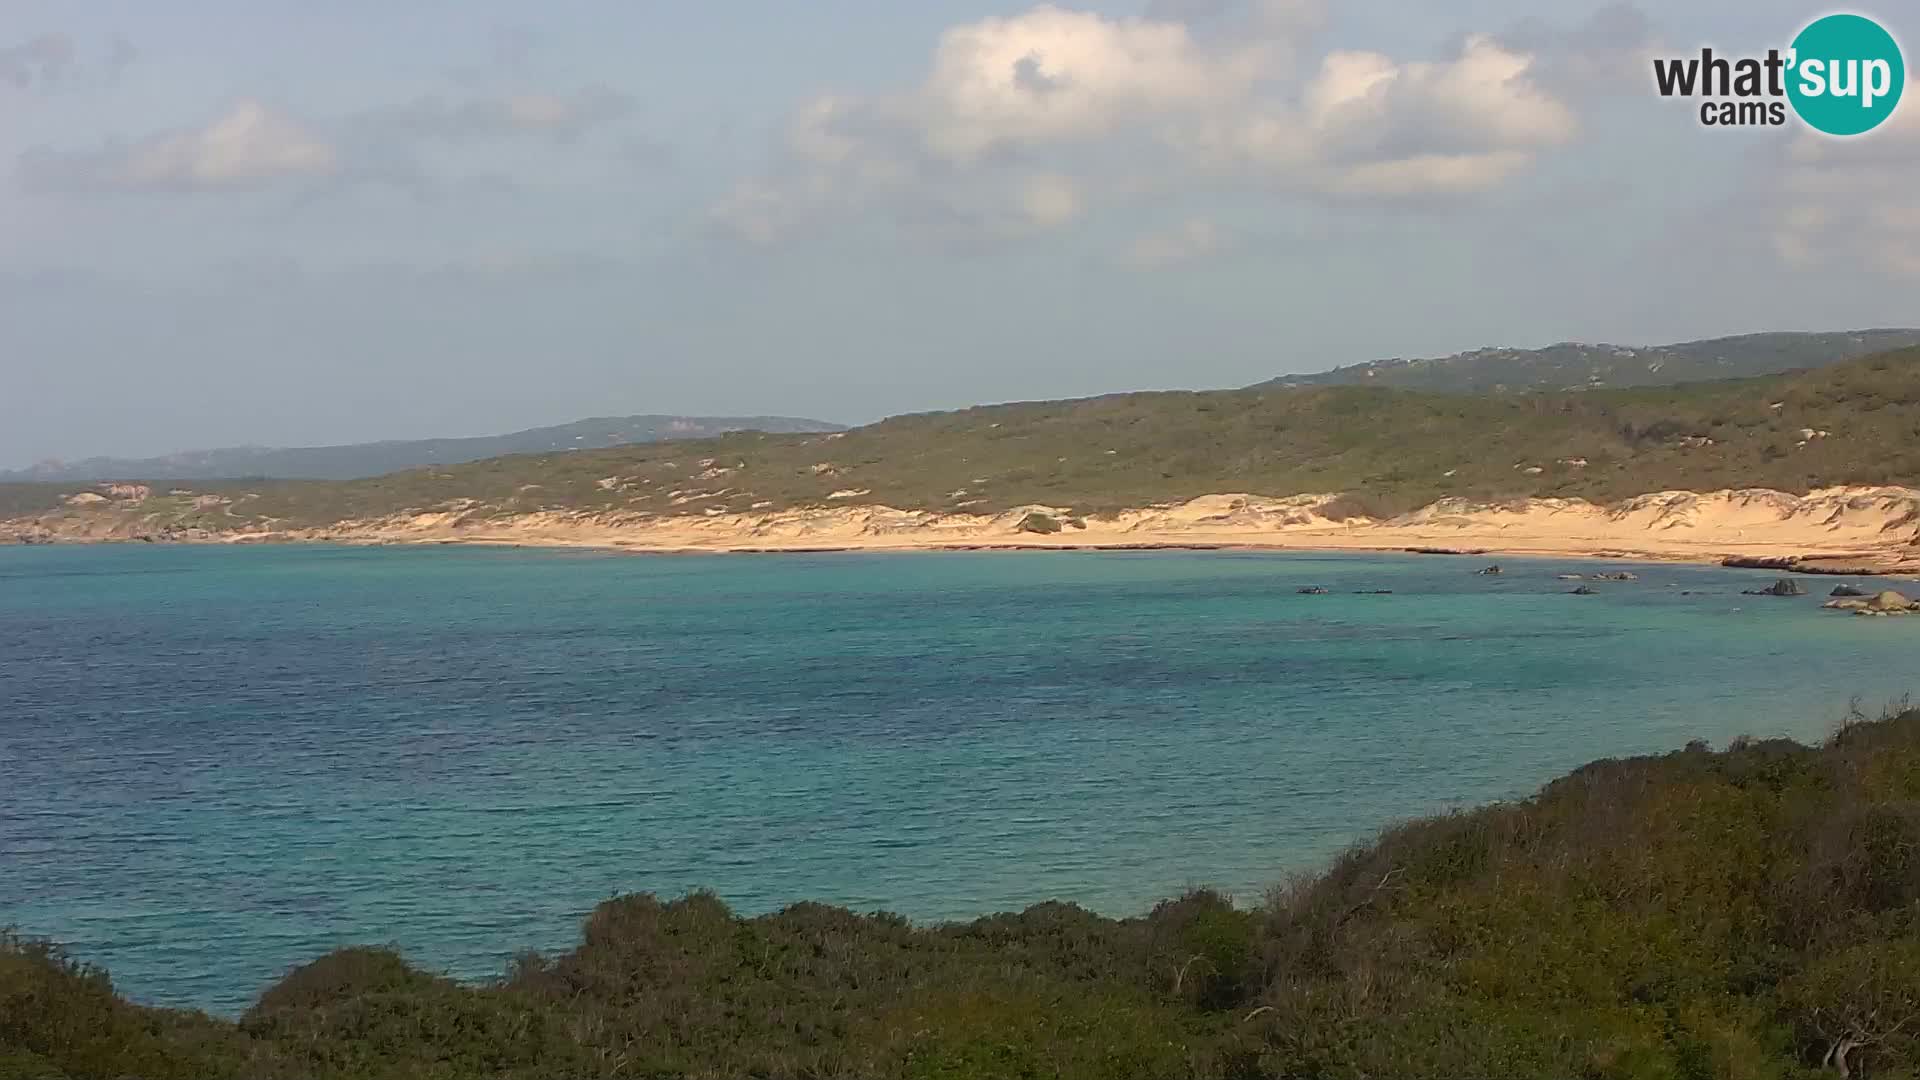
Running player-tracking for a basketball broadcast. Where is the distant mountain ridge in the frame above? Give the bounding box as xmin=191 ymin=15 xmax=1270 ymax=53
xmin=1259 ymin=329 xmax=1920 ymax=394
xmin=4 ymin=415 xmax=845 ymax=482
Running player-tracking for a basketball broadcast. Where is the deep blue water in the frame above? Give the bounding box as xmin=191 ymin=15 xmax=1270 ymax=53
xmin=1 ymin=543 xmax=1915 ymax=1013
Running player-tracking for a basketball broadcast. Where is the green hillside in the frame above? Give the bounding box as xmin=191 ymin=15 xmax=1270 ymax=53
xmin=6 ymin=702 xmax=1920 ymax=1079
xmin=1264 ymin=329 xmax=1920 ymax=394
xmin=0 ymin=415 xmax=845 ymax=484
xmin=7 ymin=345 xmax=1920 ymax=533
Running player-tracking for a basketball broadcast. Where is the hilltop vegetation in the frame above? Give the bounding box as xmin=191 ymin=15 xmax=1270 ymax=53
xmin=6 ymin=703 xmax=1920 ymax=1079
xmin=7 ymin=345 xmax=1920 ymax=536
xmin=15 ymin=331 xmax=1910 ymax=488
xmin=1263 ymin=329 xmax=1920 ymax=395
xmin=0 ymin=415 xmax=844 ymax=484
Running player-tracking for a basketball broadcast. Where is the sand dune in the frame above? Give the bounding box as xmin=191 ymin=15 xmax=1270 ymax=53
xmin=223 ymin=486 xmax=1920 ymax=574
xmin=10 ymin=485 xmax=1920 ymax=574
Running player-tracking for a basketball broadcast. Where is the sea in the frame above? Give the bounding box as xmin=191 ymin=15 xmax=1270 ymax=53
xmin=1 ymin=542 xmax=1914 ymax=1013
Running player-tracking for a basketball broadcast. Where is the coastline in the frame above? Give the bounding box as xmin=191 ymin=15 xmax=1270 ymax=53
xmin=9 ymin=485 xmax=1920 ymax=576
xmin=325 ymin=533 xmax=1902 ymax=575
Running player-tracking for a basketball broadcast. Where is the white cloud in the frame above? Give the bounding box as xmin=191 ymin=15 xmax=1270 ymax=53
xmin=1315 ymin=38 xmax=1575 ymax=149
xmin=352 ymin=86 xmax=633 ymax=143
xmin=1493 ymin=2 xmax=1659 ymax=99
xmin=1179 ymin=36 xmax=1573 ymax=194
xmin=714 ymin=3 xmax=1580 ymax=245
xmin=18 ymin=85 xmax=641 ymax=197
xmin=914 ymin=6 xmax=1267 ymax=163
xmin=1123 ymin=217 xmax=1223 ymax=268
xmin=22 ymin=101 xmax=337 ymax=192
xmin=1018 ymin=172 xmax=1083 ymax=227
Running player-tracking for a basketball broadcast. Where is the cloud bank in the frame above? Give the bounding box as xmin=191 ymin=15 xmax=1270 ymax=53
xmin=712 ymin=2 xmax=1586 ymax=246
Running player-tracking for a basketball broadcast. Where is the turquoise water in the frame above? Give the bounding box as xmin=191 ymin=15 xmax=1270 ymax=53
xmin=1 ymin=543 xmax=1915 ymax=1013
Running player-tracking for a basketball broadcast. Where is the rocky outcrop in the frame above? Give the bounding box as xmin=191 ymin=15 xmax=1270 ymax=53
xmin=1742 ymin=579 xmax=1807 ymax=597
xmin=1825 ymin=590 xmax=1915 ymax=615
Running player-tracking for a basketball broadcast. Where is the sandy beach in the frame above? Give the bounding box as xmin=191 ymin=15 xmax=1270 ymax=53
xmin=25 ymin=484 xmax=1899 ymax=575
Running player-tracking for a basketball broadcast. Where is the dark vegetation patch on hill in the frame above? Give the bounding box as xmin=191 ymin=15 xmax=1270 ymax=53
xmin=1262 ymin=329 xmax=1920 ymax=394
xmin=8 ymin=346 xmax=1920 ymax=533
xmin=6 ymin=702 xmax=1920 ymax=1079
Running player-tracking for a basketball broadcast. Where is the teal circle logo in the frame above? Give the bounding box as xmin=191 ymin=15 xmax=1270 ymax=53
xmin=1787 ymin=14 xmax=1905 ymax=135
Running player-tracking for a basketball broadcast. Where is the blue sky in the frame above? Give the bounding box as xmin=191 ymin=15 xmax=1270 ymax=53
xmin=1 ymin=1 xmax=1914 ymax=466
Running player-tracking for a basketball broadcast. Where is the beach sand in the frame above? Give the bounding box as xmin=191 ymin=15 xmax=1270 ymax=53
xmin=139 ymin=486 xmax=1916 ymax=575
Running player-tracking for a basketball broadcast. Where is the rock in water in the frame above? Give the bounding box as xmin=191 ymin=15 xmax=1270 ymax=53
xmin=1297 ymin=586 xmax=1330 ymax=595
xmin=1476 ymin=565 xmax=1503 ymax=576
xmin=1831 ymin=585 xmax=1869 ymax=597
xmin=1831 ymin=590 xmax=1915 ymax=615
xmin=1569 ymin=585 xmax=1599 ymax=595
xmin=1742 ymin=579 xmax=1806 ymax=597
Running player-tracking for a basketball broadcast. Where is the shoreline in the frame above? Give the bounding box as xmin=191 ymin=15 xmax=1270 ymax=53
xmin=339 ymin=534 xmax=1841 ymax=568
xmin=16 ymin=527 xmax=1920 ymax=580
xmin=9 ymin=485 xmax=1920 ymax=577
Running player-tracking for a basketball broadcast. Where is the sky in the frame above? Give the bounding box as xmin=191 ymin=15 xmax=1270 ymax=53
xmin=0 ymin=0 xmax=1915 ymax=467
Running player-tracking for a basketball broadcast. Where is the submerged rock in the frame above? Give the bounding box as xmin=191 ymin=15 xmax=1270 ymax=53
xmin=1830 ymin=584 xmax=1869 ymax=597
xmin=1476 ymin=565 xmax=1503 ymax=576
xmin=1297 ymin=586 xmax=1330 ymax=595
xmin=1569 ymin=585 xmax=1599 ymax=595
xmin=1593 ymin=572 xmax=1639 ymax=582
xmin=1742 ymin=579 xmax=1807 ymax=597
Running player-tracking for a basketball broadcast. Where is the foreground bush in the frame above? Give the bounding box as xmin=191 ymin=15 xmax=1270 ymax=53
xmin=7 ymin=705 xmax=1920 ymax=1078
